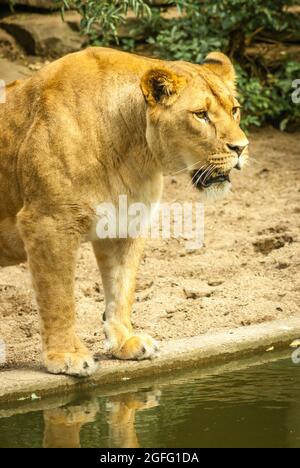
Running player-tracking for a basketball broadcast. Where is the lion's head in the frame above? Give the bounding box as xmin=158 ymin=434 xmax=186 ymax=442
xmin=141 ymin=52 xmax=249 ymax=199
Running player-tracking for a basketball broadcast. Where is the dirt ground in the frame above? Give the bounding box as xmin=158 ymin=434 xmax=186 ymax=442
xmin=0 ymin=127 xmax=299 ymax=371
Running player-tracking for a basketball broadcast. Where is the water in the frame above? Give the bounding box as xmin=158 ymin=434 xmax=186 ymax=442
xmin=0 ymin=352 xmax=299 ymax=448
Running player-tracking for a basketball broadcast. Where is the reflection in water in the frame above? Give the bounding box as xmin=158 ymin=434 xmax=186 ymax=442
xmin=0 ymin=355 xmax=299 ymax=448
xmin=107 ymin=390 xmax=161 ymax=448
xmin=43 ymin=390 xmax=160 ymax=448
xmin=43 ymin=399 xmax=100 ymax=448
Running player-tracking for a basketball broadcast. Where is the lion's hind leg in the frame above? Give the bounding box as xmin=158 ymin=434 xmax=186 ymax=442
xmin=0 ymin=217 xmax=27 ymax=267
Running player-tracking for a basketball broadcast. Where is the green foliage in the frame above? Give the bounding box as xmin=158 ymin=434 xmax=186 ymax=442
xmin=236 ymin=63 xmax=300 ymax=130
xmin=56 ymin=0 xmax=300 ymax=130
xmin=8 ymin=0 xmax=16 ymax=11
xmin=54 ymin=0 xmax=152 ymax=41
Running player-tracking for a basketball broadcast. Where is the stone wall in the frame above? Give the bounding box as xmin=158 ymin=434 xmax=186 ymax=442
xmin=0 ymin=0 xmax=58 ymax=8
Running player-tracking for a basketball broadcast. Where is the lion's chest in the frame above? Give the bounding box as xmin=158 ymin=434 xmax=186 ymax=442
xmin=86 ymin=173 xmax=163 ymax=243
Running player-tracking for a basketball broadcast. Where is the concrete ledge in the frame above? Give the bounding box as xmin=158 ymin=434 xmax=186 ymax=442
xmin=0 ymin=318 xmax=300 ymax=404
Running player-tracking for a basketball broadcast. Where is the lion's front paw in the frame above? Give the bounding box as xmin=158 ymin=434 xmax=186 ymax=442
xmin=44 ymin=352 xmax=98 ymax=377
xmin=44 ymin=399 xmax=100 ymax=425
xmin=112 ymin=334 xmax=159 ymax=361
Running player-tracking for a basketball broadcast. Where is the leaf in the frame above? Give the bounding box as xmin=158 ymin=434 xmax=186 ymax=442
xmin=280 ymin=118 xmax=289 ymax=132
xmin=290 ymin=339 xmax=300 ymax=349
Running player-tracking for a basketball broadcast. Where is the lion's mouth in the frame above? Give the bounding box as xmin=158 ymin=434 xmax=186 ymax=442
xmin=191 ymin=169 xmax=231 ymax=189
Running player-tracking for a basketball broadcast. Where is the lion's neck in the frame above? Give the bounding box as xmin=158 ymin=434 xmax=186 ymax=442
xmin=95 ymin=80 xmax=161 ymax=196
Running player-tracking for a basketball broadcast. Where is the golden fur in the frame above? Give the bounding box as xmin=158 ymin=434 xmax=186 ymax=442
xmin=0 ymin=47 xmax=249 ymax=376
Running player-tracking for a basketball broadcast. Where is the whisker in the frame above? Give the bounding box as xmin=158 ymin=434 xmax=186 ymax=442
xmin=189 ymin=165 xmax=208 ymax=190
xmin=203 ymin=165 xmax=216 ymax=184
xmin=171 ymin=159 xmax=204 ymax=176
xmin=191 ymin=164 xmax=207 ymax=184
xmin=246 ymin=158 xmax=258 ymax=165
xmin=198 ymin=164 xmax=214 ymax=184
xmin=190 ymin=164 xmax=212 ymax=191
xmin=190 ymin=165 xmax=207 ymax=186
xmin=194 ymin=166 xmax=209 ymax=186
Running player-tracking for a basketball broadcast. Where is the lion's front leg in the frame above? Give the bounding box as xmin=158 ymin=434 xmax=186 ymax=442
xmin=93 ymin=238 xmax=159 ymax=360
xmin=18 ymin=209 xmax=97 ymax=377
xmin=43 ymin=399 xmax=99 ymax=448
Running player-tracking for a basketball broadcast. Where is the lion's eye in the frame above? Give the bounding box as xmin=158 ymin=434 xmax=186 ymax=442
xmin=194 ymin=111 xmax=210 ymax=123
xmin=232 ymin=107 xmax=240 ymax=118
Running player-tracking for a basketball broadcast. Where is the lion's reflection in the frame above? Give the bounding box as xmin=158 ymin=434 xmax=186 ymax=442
xmin=43 ymin=389 xmax=160 ymax=448
xmin=43 ymin=399 xmax=99 ymax=448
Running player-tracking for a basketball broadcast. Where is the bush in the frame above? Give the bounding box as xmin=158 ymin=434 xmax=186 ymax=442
xmin=55 ymin=0 xmax=300 ymax=131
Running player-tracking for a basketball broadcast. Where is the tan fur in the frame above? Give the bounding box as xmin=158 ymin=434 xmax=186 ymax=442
xmin=0 ymin=47 xmax=249 ymax=376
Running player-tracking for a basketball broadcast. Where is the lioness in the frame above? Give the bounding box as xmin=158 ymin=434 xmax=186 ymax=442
xmin=0 ymin=47 xmax=249 ymax=376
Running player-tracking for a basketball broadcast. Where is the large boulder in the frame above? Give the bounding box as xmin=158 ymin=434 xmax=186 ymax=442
xmin=0 ymin=1 xmax=57 ymax=8
xmin=0 ymin=57 xmax=32 ymax=83
xmin=0 ymin=12 xmax=86 ymax=57
xmin=0 ymin=28 xmax=22 ymax=58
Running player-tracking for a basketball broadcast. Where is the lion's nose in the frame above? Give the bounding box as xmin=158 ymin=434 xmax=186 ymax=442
xmin=227 ymin=144 xmax=247 ymax=157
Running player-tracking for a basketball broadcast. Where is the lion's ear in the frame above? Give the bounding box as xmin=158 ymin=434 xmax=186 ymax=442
xmin=141 ymin=68 xmax=186 ymax=106
xmin=203 ymin=52 xmax=236 ymax=95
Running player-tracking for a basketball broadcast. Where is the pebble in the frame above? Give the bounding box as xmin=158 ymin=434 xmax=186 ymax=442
xmin=207 ymin=279 xmax=224 ymax=287
xmin=276 ymin=262 xmax=290 ymax=270
xmin=183 ymin=288 xmax=212 ymax=299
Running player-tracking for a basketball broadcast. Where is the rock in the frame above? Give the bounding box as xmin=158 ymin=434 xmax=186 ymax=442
xmin=137 ymin=291 xmax=152 ymax=302
xmin=0 ymin=0 xmax=57 ymax=8
xmin=0 ymin=13 xmax=86 ymax=57
xmin=0 ymin=28 xmax=18 ymax=49
xmin=64 ymin=11 xmax=82 ymax=32
xmin=207 ymin=279 xmax=224 ymax=287
xmin=27 ymin=60 xmax=48 ymax=71
xmin=183 ymin=288 xmax=212 ymax=299
xmin=253 ymin=235 xmax=294 ymax=255
xmin=0 ymin=57 xmax=32 ymax=83
xmin=0 ymin=28 xmax=22 ymax=59
xmin=241 ymin=320 xmax=251 ymax=326
xmin=276 ymin=262 xmax=290 ymax=270
xmin=136 ymin=280 xmax=154 ymax=292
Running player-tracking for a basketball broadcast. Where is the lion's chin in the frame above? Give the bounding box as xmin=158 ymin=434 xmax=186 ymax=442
xmin=199 ymin=181 xmax=232 ymax=201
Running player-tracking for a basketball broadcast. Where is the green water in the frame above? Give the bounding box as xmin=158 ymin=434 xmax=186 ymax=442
xmin=0 ymin=353 xmax=299 ymax=448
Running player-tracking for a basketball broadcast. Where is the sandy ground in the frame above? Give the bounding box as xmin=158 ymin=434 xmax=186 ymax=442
xmin=0 ymin=126 xmax=299 ymax=371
